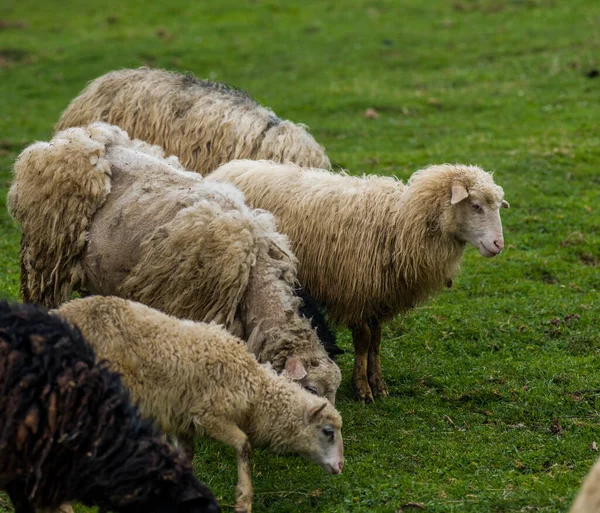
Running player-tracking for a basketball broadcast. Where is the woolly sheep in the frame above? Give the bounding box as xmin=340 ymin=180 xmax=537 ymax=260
xmin=56 ymin=295 xmax=344 ymax=513
xmin=55 ymin=67 xmax=330 ymax=174
xmin=0 ymin=301 xmax=219 ymax=513
xmin=207 ymin=160 xmax=510 ymax=402
xmin=8 ymin=123 xmax=341 ymax=403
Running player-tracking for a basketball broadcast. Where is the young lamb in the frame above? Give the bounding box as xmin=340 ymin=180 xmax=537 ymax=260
xmin=55 ymin=67 xmax=330 ymax=174
xmin=56 ymin=295 xmax=344 ymax=513
xmin=0 ymin=300 xmax=219 ymax=513
xmin=570 ymin=457 xmax=600 ymax=512
xmin=207 ymin=160 xmax=510 ymax=402
xmin=8 ymin=123 xmax=341 ymax=403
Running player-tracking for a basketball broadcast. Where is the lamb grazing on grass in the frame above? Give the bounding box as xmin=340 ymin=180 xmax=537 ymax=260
xmin=8 ymin=123 xmax=341 ymax=403
xmin=570 ymin=457 xmax=600 ymax=513
xmin=56 ymin=295 xmax=344 ymax=513
xmin=0 ymin=301 xmax=220 ymax=513
xmin=208 ymin=160 xmax=510 ymax=403
xmin=55 ymin=67 xmax=330 ymax=174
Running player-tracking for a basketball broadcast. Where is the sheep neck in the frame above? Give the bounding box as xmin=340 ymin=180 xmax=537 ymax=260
xmin=388 ymin=183 xmax=466 ymax=304
xmin=242 ymin=244 xmax=312 ymax=370
xmin=244 ymin=374 xmax=311 ymax=454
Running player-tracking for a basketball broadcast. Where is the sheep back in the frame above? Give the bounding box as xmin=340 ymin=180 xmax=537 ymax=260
xmin=56 ymin=296 xmax=271 ymax=437
xmin=55 ymin=68 xmax=330 ymax=174
xmin=83 ymin=141 xmax=283 ymax=331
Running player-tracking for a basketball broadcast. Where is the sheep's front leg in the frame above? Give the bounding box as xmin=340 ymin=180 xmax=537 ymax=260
xmin=351 ymin=322 xmax=373 ymax=403
xmin=6 ymin=482 xmax=34 ymax=513
xmin=178 ymin=432 xmax=196 ymax=462
xmin=367 ymin=319 xmax=388 ymax=398
xmin=19 ymin=236 xmax=35 ymax=304
xmin=39 ymin=505 xmax=75 ymax=513
xmin=205 ymin=421 xmax=253 ymax=513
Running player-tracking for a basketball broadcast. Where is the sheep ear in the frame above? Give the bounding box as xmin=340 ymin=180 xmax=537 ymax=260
xmin=450 ymin=183 xmax=469 ymax=205
xmin=501 ymin=199 xmax=510 ymax=209
xmin=282 ymin=356 xmax=307 ymax=381
xmin=306 ymin=401 xmax=328 ymax=423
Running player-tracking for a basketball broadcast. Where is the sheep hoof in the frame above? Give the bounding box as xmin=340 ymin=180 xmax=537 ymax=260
xmin=371 ymin=381 xmax=389 ymax=398
xmin=353 ymin=381 xmax=374 ymax=403
xmin=235 ymin=494 xmax=252 ymax=513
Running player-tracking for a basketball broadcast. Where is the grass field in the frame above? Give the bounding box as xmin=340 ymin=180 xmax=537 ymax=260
xmin=1 ymin=0 xmax=600 ymax=511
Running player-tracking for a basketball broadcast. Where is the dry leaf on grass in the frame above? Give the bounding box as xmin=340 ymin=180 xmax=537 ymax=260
xmin=364 ymin=108 xmax=380 ymax=119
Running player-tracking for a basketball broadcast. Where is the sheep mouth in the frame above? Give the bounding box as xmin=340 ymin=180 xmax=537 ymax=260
xmin=478 ymin=243 xmax=500 ymax=258
xmin=322 ymin=462 xmax=343 ymax=475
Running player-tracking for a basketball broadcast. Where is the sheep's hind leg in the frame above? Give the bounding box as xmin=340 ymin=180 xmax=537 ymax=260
xmin=351 ymin=322 xmax=374 ymax=403
xmin=367 ymin=319 xmax=388 ymax=398
xmin=205 ymin=420 xmax=253 ymax=513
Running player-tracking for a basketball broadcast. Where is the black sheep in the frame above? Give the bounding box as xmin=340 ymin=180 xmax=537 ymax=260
xmin=0 ymin=301 xmax=220 ymax=513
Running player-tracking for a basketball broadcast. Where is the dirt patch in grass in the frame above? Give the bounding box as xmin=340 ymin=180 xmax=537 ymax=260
xmin=0 ymin=20 xmax=28 ymax=30
xmin=579 ymin=252 xmax=599 ymax=267
xmin=0 ymin=48 xmax=32 ymax=68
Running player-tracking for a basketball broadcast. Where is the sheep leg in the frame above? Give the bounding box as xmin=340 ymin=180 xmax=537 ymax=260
xmin=351 ymin=322 xmax=374 ymax=403
xmin=367 ymin=319 xmax=388 ymax=397
xmin=19 ymin=236 xmax=35 ymax=303
xmin=6 ymin=482 xmax=34 ymax=513
xmin=205 ymin=421 xmax=253 ymax=513
xmin=178 ymin=432 xmax=196 ymax=462
xmin=39 ymin=505 xmax=75 ymax=513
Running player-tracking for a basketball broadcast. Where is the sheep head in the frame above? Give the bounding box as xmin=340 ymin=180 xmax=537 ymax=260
xmin=448 ymin=171 xmax=508 ymax=258
xmin=297 ymin=399 xmax=344 ymax=475
xmin=282 ymin=354 xmax=342 ymax=405
xmin=407 ymin=164 xmax=509 ymax=259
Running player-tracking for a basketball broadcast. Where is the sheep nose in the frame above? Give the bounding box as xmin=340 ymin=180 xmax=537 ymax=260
xmin=494 ymin=239 xmax=504 ymax=251
xmin=338 ymin=461 xmax=344 ymax=472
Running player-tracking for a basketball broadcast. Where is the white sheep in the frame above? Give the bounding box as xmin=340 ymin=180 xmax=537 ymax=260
xmin=56 ymin=296 xmax=344 ymax=513
xmin=55 ymin=67 xmax=330 ymax=174
xmin=8 ymin=123 xmax=341 ymax=403
xmin=207 ymin=160 xmax=510 ymax=402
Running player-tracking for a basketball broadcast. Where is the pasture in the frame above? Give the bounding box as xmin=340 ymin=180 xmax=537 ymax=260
xmin=0 ymin=0 xmax=599 ymax=511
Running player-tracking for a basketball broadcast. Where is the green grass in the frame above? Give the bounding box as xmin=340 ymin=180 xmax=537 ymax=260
xmin=1 ymin=0 xmax=600 ymax=511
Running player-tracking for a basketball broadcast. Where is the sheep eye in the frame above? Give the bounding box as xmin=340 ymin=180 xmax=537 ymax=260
xmin=305 ymin=385 xmax=319 ymax=395
xmin=322 ymin=427 xmax=335 ymax=441
xmin=471 ymin=203 xmax=482 ymax=211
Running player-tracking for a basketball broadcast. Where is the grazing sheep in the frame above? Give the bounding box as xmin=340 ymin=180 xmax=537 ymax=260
xmin=56 ymin=295 xmax=344 ymax=513
xmin=0 ymin=300 xmax=220 ymax=513
xmin=570 ymin=458 xmax=600 ymax=513
xmin=55 ymin=67 xmax=330 ymax=174
xmin=207 ymin=160 xmax=510 ymax=402
xmin=8 ymin=123 xmax=341 ymax=403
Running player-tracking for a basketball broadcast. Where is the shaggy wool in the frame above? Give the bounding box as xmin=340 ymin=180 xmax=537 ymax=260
xmin=55 ymin=67 xmax=330 ymax=174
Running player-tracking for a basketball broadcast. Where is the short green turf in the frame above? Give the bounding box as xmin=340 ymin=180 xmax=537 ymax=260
xmin=1 ymin=0 xmax=599 ymax=511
